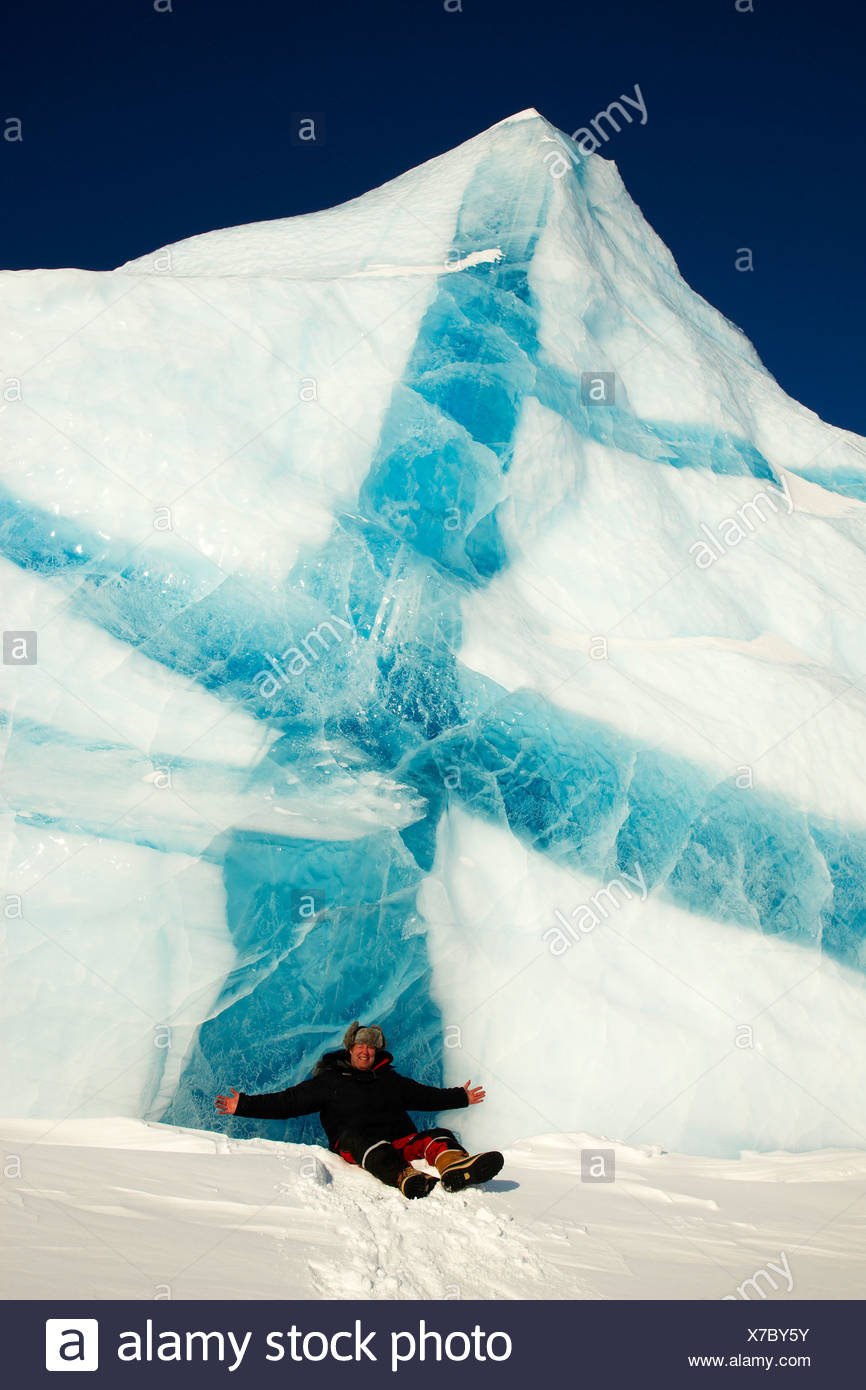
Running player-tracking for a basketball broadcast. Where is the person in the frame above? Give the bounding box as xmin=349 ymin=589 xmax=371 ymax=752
xmin=215 ymin=1020 xmax=503 ymax=1199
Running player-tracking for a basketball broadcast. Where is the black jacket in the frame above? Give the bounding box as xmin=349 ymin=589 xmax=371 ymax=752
xmin=233 ymin=1049 xmax=469 ymax=1150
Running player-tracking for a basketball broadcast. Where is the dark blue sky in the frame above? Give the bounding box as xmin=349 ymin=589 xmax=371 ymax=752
xmin=1 ymin=0 xmax=863 ymax=434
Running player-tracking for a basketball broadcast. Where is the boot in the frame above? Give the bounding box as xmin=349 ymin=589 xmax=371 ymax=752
xmin=398 ymin=1165 xmax=438 ymax=1199
xmin=436 ymin=1149 xmax=504 ymax=1192
xmin=434 ymin=1147 xmax=469 ymax=1176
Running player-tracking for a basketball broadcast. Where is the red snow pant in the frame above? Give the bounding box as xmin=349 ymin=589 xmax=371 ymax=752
xmin=336 ymin=1127 xmax=462 ymax=1188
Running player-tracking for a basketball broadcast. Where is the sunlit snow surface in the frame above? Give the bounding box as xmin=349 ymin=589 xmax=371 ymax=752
xmin=4 ymin=1117 xmax=866 ymax=1300
xmin=2 ymin=110 xmax=866 ymax=1157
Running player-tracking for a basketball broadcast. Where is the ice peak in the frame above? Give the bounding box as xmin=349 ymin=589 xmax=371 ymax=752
xmin=118 ymin=108 xmax=568 ymax=279
xmin=484 ymin=107 xmax=558 ymax=138
xmin=499 ymin=107 xmax=544 ymax=123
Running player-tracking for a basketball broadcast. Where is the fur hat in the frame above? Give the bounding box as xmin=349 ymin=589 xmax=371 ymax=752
xmin=343 ymin=1020 xmax=386 ymax=1051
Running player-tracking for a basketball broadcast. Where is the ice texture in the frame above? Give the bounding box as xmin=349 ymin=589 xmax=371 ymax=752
xmin=2 ymin=110 xmax=866 ymax=1156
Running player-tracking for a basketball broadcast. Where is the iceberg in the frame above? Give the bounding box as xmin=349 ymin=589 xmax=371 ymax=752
xmin=2 ymin=109 xmax=866 ymax=1157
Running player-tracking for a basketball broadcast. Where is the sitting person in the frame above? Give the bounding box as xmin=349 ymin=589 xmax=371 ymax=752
xmin=215 ymin=1020 xmax=503 ymax=1199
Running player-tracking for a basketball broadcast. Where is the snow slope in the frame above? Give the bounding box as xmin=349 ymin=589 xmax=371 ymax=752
xmin=2 ymin=108 xmax=866 ymax=1164
xmin=3 ymin=1118 xmax=865 ymax=1301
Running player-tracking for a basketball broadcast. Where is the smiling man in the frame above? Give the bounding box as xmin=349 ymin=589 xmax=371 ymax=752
xmin=215 ymin=1020 xmax=503 ymax=1199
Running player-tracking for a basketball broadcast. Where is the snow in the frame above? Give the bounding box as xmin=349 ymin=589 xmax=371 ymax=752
xmin=3 ymin=103 xmax=866 ymax=1220
xmin=344 ymin=249 xmax=505 ymax=278
xmin=2 ymin=1117 xmax=864 ymax=1300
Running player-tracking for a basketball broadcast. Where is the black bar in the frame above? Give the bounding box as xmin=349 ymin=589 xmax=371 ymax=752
xmin=4 ymin=1299 xmax=859 ymax=1387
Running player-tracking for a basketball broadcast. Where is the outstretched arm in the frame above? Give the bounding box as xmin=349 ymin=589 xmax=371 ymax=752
xmin=215 ymin=1075 xmax=326 ymax=1120
xmin=396 ymin=1073 xmax=486 ymax=1111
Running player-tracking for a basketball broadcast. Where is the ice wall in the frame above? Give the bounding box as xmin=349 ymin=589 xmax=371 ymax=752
xmin=2 ymin=110 xmax=866 ymax=1155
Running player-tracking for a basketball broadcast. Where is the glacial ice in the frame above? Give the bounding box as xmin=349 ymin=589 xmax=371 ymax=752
xmin=2 ymin=110 xmax=866 ymax=1157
